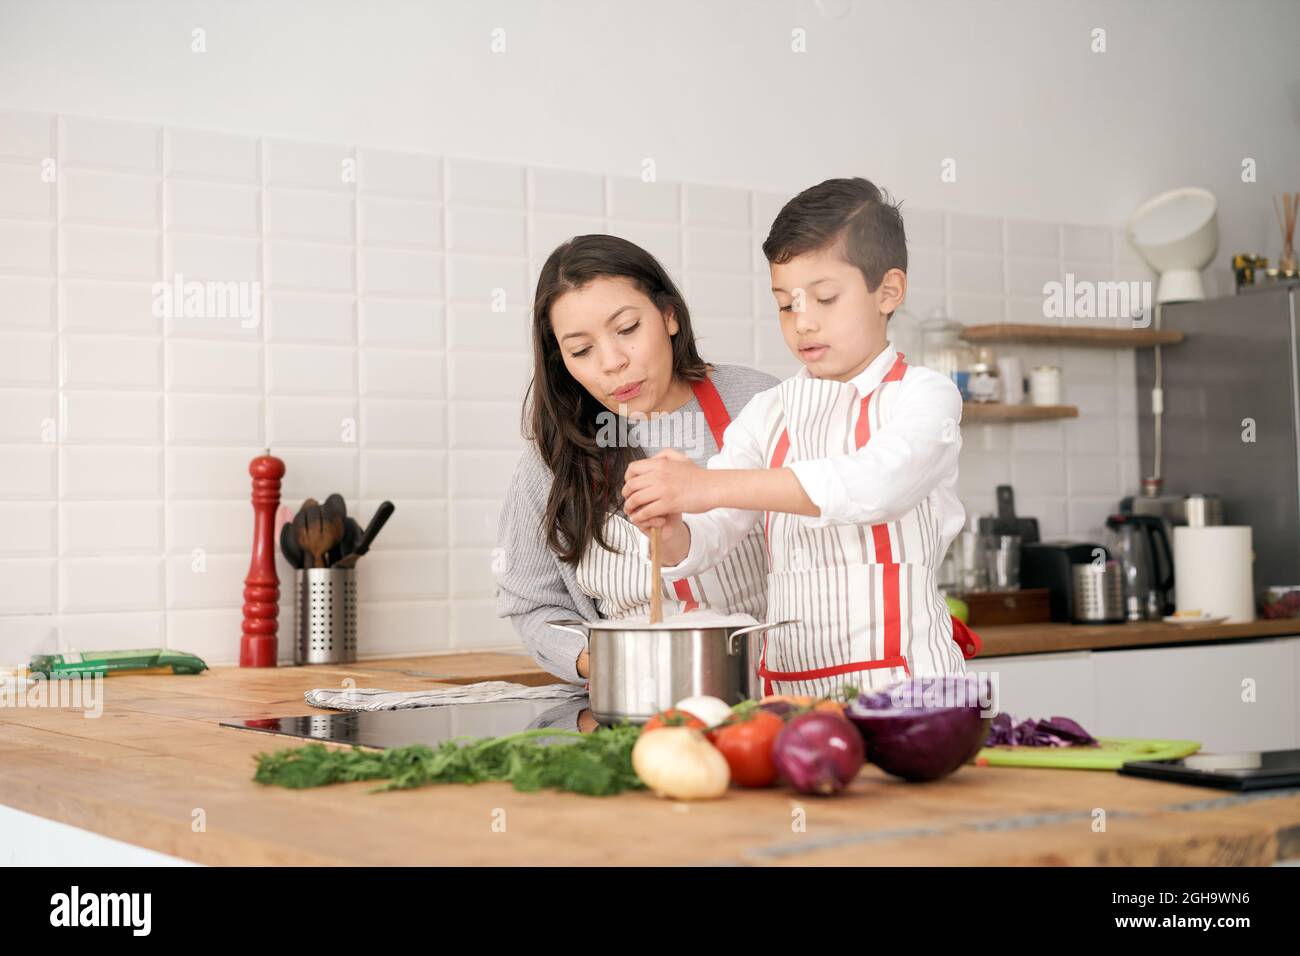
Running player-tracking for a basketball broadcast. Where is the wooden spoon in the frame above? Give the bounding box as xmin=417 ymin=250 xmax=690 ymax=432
xmin=649 ymin=526 xmax=663 ymax=624
xmin=300 ymin=499 xmax=344 ymax=570
xmin=293 ymin=498 xmax=319 ymax=569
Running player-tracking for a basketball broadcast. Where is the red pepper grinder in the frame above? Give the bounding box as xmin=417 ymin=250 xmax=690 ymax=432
xmin=241 ymin=449 xmax=285 ymax=667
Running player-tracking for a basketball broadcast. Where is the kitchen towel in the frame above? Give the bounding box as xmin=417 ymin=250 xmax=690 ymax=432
xmin=305 ymin=680 xmax=588 ymax=712
xmin=1173 ymin=525 xmax=1255 ymax=622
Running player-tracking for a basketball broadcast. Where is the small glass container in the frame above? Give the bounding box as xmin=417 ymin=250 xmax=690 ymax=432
xmin=969 ymin=346 xmax=1000 ymax=403
xmin=921 ymin=317 xmax=976 ymax=400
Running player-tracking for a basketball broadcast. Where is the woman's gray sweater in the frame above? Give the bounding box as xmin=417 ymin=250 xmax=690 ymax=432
xmin=493 ymin=363 xmax=781 ymax=684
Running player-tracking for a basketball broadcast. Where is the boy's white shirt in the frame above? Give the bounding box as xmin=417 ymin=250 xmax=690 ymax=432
xmin=641 ymin=342 xmax=966 ymax=581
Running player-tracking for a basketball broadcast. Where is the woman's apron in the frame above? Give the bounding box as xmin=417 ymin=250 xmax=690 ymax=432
xmin=576 ymin=376 xmax=768 ymax=623
xmin=757 ymin=353 xmax=979 ymax=698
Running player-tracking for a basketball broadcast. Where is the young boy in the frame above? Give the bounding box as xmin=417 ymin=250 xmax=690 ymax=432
xmin=622 ymin=177 xmax=976 ymax=697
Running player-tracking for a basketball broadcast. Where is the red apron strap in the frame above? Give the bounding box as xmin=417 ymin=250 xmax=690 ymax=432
xmin=758 ymin=650 xmax=911 ymax=696
xmin=854 ymin=351 xmax=908 ymax=447
xmin=690 ymin=375 xmax=731 ymax=451
xmin=672 ymin=579 xmax=699 ymax=612
xmin=668 ymin=375 xmax=734 ymax=612
xmin=763 ymin=429 xmax=791 ymax=562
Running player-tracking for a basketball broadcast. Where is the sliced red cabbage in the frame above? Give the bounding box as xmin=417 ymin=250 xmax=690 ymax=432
xmin=985 ymin=713 xmax=1098 ymax=747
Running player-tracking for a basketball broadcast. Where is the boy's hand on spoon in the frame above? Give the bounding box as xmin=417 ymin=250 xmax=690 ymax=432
xmin=622 ymin=448 xmax=715 ymax=518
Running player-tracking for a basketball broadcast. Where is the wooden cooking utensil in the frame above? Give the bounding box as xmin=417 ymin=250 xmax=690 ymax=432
xmin=649 ymin=525 xmax=663 ymax=624
xmin=292 ymin=498 xmax=318 ymax=569
xmin=299 ymin=499 xmax=344 ymax=570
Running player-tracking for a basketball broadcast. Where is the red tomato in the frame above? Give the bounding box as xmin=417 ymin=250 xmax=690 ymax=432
xmin=712 ymin=710 xmax=785 ymax=787
xmin=642 ymin=709 xmax=707 ymax=733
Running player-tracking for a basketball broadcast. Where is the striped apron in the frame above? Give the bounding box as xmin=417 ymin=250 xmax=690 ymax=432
xmin=757 ymin=353 xmax=976 ymax=697
xmin=576 ymin=376 xmax=768 ymax=623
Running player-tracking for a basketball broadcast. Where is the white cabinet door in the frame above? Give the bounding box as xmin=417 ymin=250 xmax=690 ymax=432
xmin=976 ymin=651 xmax=1094 ymax=725
xmin=1091 ymin=638 xmax=1299 ymax=752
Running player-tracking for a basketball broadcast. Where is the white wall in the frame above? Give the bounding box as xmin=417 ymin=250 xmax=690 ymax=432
xmin=0 ymin=0 xmax=1294 ymax=666
xmin=3 ymin=0 xmax=1297 ymax=289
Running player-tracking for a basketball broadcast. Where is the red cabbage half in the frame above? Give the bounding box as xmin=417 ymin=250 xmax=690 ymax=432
xmin=844 ymin=675 xmax=993 ymax=782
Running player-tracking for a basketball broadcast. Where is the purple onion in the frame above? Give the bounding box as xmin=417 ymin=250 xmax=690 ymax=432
xmin=771 ymin=712 xmax=864 ymax=796
xmin=758 ymin=700 xmax=799 ymax=721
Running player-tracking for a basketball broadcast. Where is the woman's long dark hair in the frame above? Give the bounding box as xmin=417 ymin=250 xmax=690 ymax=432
xmin=525 ymin=234 xmax=709 ymax=565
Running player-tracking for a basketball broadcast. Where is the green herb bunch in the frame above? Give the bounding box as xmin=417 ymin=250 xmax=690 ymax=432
xmin=253 ymin=724 xmax=645 ymax=797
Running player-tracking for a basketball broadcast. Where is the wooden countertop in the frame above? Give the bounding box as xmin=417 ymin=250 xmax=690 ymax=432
xmin=2 ymin=651 xmax=1299 ymax=866
xmin=976 ymin=618 xmax=1299 ymax=657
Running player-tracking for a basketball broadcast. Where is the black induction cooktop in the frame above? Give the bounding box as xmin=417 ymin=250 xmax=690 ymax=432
xmin=220 ymin=697 xmax=592 ymax=750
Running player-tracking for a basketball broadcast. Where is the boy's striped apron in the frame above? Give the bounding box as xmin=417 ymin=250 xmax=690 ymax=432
xmin=757 ymin=353 xmax=976 ymax=697
xmin=576 ymin=376 xmax=768 ymax=623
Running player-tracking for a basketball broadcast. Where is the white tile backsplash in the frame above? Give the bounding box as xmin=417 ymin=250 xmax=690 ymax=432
xmin=447 ymin=206 xmax=527 ymax=256
xmin=0 ymin=111 xmax=1146 ymax=665
xmin=267 ymin=293 xmax=355 ymax=344
xmin=61 ymin=115 xmax=160 ymax=174
xmin=0 ymin=333 xmax=56 ymax=385
xmin=167 ymin=179 xmax=261 ymax=235
xmin=264 ymin=139 xmax=353 ymax=191
xmin=607 ymin=176 xmax=679 ymax=222
xmin=1 ymin=275 xmax=56 ymax=330
xmin=358 ymin=247 xmax=441 ymax=297
xmin=0 ymin=161 xmax=56 ymax=219
xmin=359 ymin=196 xmax=442 ymax=247
xmin=62 ymin=279 xmax=155 ymax=334
xmin=267 ymin=344 xmax=356 ymax=394
xmin=529 ymin=168 xmax=604 ymax=217
xmin=62 ymin=170 xmax=161 ymax=228
xmin=358 ymin=148 xmax=441 ymax=199
xmin=0 ymin=220 xmax=55 ymax=273
xmin=446 ymin=158 xmax=525 ymax=208
xmin=266 ymin=187 xmax=354 ymax=242
xmin=269 ymin=239 xmax=355 ymax=292
xmin=166 ymin=127 xmax=261 ymax=183
xmin=0 ymin=110 xmax=55 ymax=162
xmin=60 ymin=224 xmax=158 ymax=279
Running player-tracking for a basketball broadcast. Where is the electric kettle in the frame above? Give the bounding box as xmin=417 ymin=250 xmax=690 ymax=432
xmin=1103 ymin=514 xmax=1176 ymax=619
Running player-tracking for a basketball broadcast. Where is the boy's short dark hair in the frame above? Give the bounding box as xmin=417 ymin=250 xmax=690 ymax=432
xmin=762 ymin=177 xmax=907 ymax=314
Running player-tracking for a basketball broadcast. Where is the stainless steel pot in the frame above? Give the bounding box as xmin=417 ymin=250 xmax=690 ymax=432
xmin=546 ymin=618 xmax=797 ymax=725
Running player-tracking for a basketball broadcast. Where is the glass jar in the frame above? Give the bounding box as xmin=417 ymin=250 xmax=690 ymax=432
xmin=920 ymin=317 xmax=975 ymax=400
xmin=969 ymin=346 xmax=1000 ymax=403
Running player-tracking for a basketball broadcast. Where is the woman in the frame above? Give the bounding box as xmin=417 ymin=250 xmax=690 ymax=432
xmin=495 ymin=234 xmax=778 ymax=707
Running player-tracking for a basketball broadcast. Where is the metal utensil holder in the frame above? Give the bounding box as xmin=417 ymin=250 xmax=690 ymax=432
xmin=295 ymin=567 xmax=357 ymax=664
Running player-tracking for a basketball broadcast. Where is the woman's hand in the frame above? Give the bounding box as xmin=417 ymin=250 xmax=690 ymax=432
xmin=622 ymin=449 xmax=715 ymax=523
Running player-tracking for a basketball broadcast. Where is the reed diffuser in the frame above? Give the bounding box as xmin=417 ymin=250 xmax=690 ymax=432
xmin=1274 ymin=192 xmax=1298 ymax=276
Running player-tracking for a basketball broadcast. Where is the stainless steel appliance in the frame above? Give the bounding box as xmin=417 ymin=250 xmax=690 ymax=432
xmin=547 ymin=618 xmax=795 ymax=725
xmin=1103 ymin=513 xmax=1175 ymax=619
xmin=1136 ymin=280 xmax=1300 ymax=591
xmin=1071 ymin=561 xmax=1126 ymax=624
xmin=1021 ymin=541 xmax=1109 ymax=622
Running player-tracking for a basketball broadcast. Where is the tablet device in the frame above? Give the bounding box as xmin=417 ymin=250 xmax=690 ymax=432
xmin=1118 ymin=748 xmax=1300 ymax=791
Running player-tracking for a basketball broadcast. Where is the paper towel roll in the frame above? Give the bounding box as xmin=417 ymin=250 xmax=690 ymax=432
xmin=1173 ymin=525 xmax=1255 ymax=622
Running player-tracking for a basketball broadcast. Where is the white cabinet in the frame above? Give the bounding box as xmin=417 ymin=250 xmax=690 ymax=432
xmin=1091 ymin=638 xmax=1299 ymax=753
xmin=979 ymin=636 xmax=1300 ymax=753
xmin=975 ymin=651 xmax=1094 ymax=726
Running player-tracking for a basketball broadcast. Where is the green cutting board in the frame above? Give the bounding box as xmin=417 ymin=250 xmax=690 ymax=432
xmin=974 ymin=737 xmax=1201 ymax=770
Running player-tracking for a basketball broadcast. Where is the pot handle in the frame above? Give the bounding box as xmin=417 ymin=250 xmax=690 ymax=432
xmin=727 ymin=619 xmax=798 ymax=655
xmin=545 ymin=618 xmax=591 ymax=640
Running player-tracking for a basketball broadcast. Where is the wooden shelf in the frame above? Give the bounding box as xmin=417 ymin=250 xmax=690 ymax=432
xmin=962 ymin=402 xmax=1079 ymax=422
xmin=958 ymin=323 xmax=1184 ymax=347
